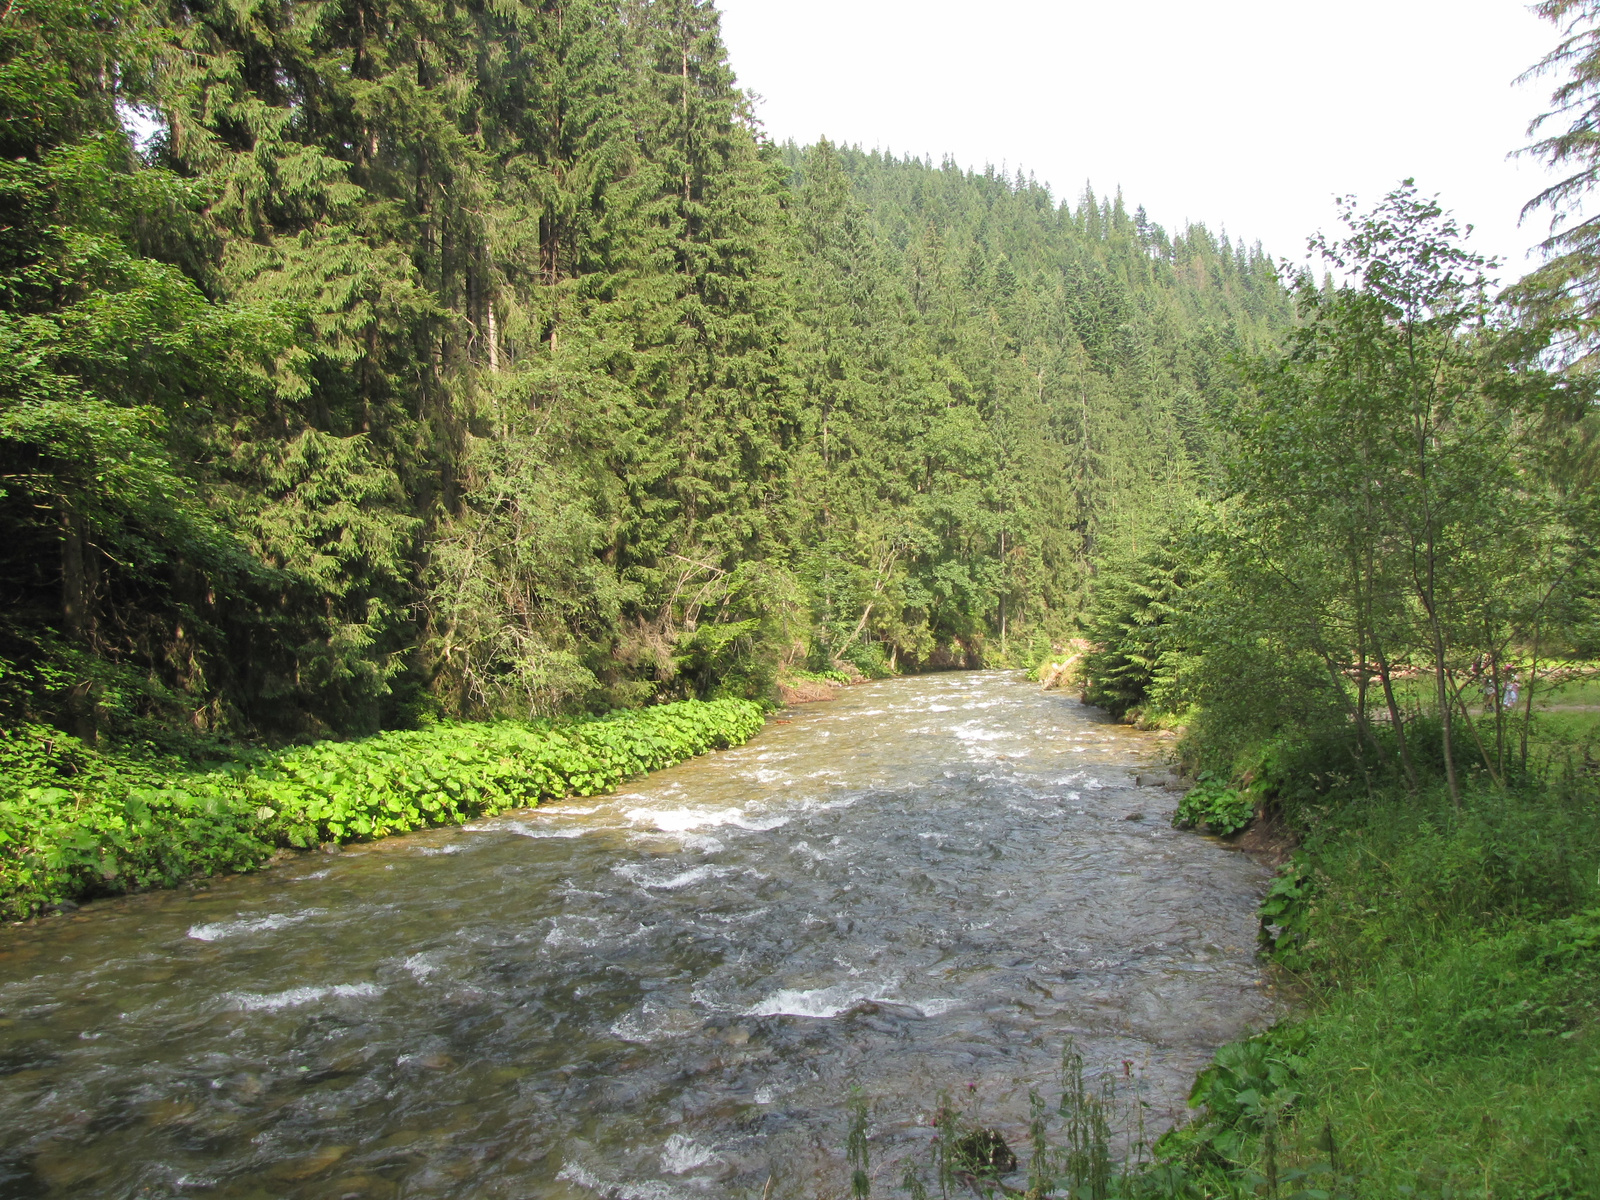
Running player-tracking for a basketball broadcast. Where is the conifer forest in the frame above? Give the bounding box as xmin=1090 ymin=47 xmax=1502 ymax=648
xmin=0 ymin=0 xmax=1287 ymax=741
xmin=6 ymin=0 xmax=1600 ymax=1197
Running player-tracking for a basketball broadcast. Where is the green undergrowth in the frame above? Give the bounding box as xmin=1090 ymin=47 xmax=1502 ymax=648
xmin=1173 ymin=771 xmax=1256 ymax=837
xmin=1242 ymin=771 xmax=1600 ymax=1199
xmin=0 ymin=698 xmax=765 ymax=920
xmin=1156 ymin=748 xmax=1600 ymax=1198
xmin=783 ymin=668 xmax=854 ymax=686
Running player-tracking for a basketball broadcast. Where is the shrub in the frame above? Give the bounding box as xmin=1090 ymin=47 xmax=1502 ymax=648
xmin=1173 ymin=771 xmax=1255 ymax=836
xmin=0 ymin=698 xmax=765 ymax=918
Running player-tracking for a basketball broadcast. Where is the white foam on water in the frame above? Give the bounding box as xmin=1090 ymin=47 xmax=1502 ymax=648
xmin=401 ymin=953 xmax=441 ymax=981
xmin=744 ymin=981 xmax=893 ymax=1018
xmin=420 ymin=844 xmax=464 ymax=855
xmin=815 ymin=796 xmax=860 ymax=812
xmin=610 ymin=1001 xmax=700 ymax=1043
xmin=499 ymin=822 xmax=589 ymax=839
xmin=699 ymin=906 xmax=770 ymax=925
xmin=680 ymin=834 xmax=725 ymax=854
xmin=754 ymin=1085 xmax=781 ymax=1105
xmin=187 ymin=911 xmax=322 ymax=942
xmin=660 ymin=1134 xmax=719 ymax=1174
xmin=745 ymin=981 xmax=961 ymax=1019
xmin=613 ymin=863 xmax=732 ymax=891
xmin=224 ymin=983 xmax=382 ymax=1011
xmin=544 ymin=916 xmax=646 ymax=950
xmin=626 ymin=806 xmax=790 ymax=833
xmin=927 ymin=704 xmax=955 ymax=712
xmin=558 ymin=1164 xmax=688 ymax=1200
xmin=953 ymin=729 xmax=1009 ymax=744
xmin=462 ymin=815 xmax=601 ymax=838
xmin=558 ymin=1164 xmax=607 ymax=1193
xmin=629 ymin=806 xmax=740 ymax=831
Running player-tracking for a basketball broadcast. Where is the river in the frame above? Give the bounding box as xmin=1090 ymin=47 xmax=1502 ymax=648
xmin=0 ymin=672 xmax=1275 ymax=1198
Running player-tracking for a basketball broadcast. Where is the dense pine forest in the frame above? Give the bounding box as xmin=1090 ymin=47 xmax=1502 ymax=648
xmin=0 ymin=0 xmax=1286 ymax=746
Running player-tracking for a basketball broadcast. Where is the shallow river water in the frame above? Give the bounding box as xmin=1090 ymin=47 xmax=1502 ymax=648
xmin=0 ymin=672 xmax=1275 ymax=1199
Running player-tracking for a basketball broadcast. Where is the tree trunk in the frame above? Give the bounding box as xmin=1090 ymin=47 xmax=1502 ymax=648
xmin=60 ymin=509 xmax=98 ymax=744
xmin=487 ymin=301 xmax=499 ymax=373
xmin=1373 ymin=644 xmax=1417 ymax=792
xmin=1431 ymin=633 xmax=1460 ymax=808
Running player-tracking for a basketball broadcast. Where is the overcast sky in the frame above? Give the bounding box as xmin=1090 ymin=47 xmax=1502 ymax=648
xmin=716 ymin=0 xmax=1568 ymax=282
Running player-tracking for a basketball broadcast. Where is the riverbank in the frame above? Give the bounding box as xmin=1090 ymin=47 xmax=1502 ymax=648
xmin=1133 ymin=738 xmax=1600 ymax=1199
xmin=0 ymin=698 xmax=766 ymax=920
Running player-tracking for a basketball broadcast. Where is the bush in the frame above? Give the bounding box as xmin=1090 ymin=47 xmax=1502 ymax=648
xmin=785 ymin=667 xmax=852 ymax=685
xmin=1173 ymin=771 xmax=1255 ymax=836
xmin=0 ymin=698 xmax=765 ymax=918
xmin=1159 ymin=1024 xmax=1312 ymax=1167
xmin=836 ymin=639 xmax=893 ymax=678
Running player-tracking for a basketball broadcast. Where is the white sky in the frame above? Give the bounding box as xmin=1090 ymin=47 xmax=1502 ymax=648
xmin=716 ymin=0 xmax=1570 ymax=283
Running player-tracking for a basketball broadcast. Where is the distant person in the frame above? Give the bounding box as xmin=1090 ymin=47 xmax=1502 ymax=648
xmin=1502 ymin=669 xmax=1519 ymax=710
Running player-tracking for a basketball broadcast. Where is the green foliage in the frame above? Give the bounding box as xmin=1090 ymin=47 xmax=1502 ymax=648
xmin=785 ymin=668 xmax=852 ymax=685
xmin=1172 ymin=771 xmax=1255 ymax=837
xmin=0 ymin=724 xmax=280 ymax=918
xmin=1160 ymin=1025 xmax=1310 ymax=1168
xmin=1076 ymin=169 xmax=1600 ymax=1195
xmin=1081 ymin=537 xmax=1199 ymax=719
xmin=0 ymin=0 xmax=1292 ymax=741
xmin=884 ymin=1037 xmax=1347 ymax=1200
xmin=1511 ymin=0 xmax=1600 ymax=372
xmin=1216 ymin=182 xmax=1591 ymax=804
xmin=1258 ymin=852 xmax=1317 ymax=969
xmin=1232 ymin=776 xmax=1600 ymax=1198
xmin=847 ymin=1090 xmax=872 ymax=1200
xmin=0 ymin=698 xmax=762 ymax=918
xmin=902 ymin=1045 xmax=1121 ymax=1200
xmin=783 ymin=144 xmax=1288 ymax=674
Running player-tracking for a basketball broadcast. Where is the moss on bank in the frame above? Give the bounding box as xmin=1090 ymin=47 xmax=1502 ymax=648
xmin=0 ymin=699 xmax=766 ymax=920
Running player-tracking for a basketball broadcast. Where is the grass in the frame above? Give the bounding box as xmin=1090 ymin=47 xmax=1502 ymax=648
xmin=1377 ymin=663 xmax=1600 ymax=711
xmin=1533 ymin=709 xmax=1600 ymax=753
xmin=1259 ymin=774 xmax=1600 ymax=1198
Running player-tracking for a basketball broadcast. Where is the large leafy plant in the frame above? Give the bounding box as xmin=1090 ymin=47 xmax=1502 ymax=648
xmin=0 ymin=698 xmax=765 ymax=918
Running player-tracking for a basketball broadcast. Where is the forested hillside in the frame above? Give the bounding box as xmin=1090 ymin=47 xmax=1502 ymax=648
xmin=0 ymin=0 xmax=1289 ymax=745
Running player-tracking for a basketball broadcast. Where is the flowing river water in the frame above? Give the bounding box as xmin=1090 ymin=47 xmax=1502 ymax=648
xmin=0 ymin=672 xmax=1276 ymax=1199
